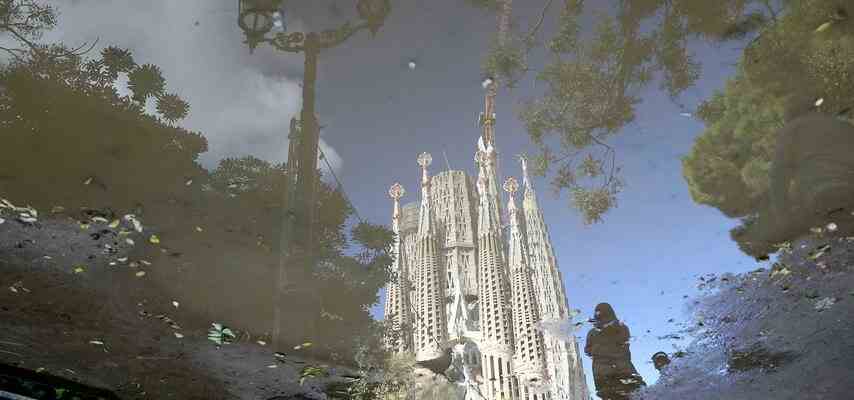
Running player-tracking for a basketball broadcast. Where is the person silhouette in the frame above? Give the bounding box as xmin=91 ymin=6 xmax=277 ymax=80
xmin=652 ymin=351 xmax=671 ymax=372
xmin=585 ymin=303 xmax=646 ymax=400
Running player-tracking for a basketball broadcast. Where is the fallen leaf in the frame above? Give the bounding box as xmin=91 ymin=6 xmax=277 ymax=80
xmin=149 ymin=235 xmax=160 ymax=244
xmin=815 ymin=97 xmax=825 ymax=107
xmin=89 ymin=340 xmax=104 ymax=345
xmin=195 ymin=226 xmax=203 ymax=232
xmin=267 ymin=364 xmax=277 ymax=369
xmin=174 ymin=332 xmax=184 ymax=339
xmin=135 ymin=271 xmax=146 ymax=277
xmin=814 ymin=297 xmax=836 ymax=311
xmin=108 ymin=219 xmax=120 ymax=228
xmin=125 ymin=238 xmax=135 ymax=246
xmin=91 ymin=216 xmax=109 ymax=224
xmin=73 ymin=266 xmax=85 ymax=274
xmin=140 ymin=260 xmax=152 ymax=266
xmin=83 ymin=177 xmax=93 ymax=185
xmin=0 ymin=218 xmax=4 ymax=225
xmin=771 ymin=267 xmax=791 ymax=278
xmin=172 ymin=301 xmax=179 ymax=308
xmin=124 ymin=214 xmax=143 ymax=232
xmin=257 ymin=340 xmax=267 ymax=346
xmin=815 ymin=21 xmax=833 ymax=33
xmin=808 ymin=244 xmax=831 ymax=260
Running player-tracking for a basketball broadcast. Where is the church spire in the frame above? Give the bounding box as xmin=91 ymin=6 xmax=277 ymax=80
xmin=413 ymin=152 xmax=447 ymax=362
xmin=384 ymin=183 xmax=411 ymax=353
xmin=504 ymin=177 xmax=547 ymax=390
xmin=518 ymin=154 xmax=566 ymax=320
xmin=519 ymin=155 xmax=590 ymax=400
xmin=520 ymin=154 xmax=535 ymax=197
xmin=475 ymin=149 xmax=515 ymax=399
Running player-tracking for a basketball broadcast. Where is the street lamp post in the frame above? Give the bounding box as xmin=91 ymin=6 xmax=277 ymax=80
xmin=237 ymin=0 xmax=391 ymax=352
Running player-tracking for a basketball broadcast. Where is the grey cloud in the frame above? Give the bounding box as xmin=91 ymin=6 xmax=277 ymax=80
xmin=41 ymin=0 xmax=342 ymax=174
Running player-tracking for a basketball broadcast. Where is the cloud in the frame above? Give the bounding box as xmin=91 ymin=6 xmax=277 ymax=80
xmin=40 ymin=0 xmax=342 ymax=175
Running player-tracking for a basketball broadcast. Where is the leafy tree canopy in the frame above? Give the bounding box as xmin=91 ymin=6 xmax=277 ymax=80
xmin=682 ymin=0 xmax=854 ymax=255
xmin=470 ymin=0 xmax=799 ymax=223
xmin=0 ymin=4 xmax=394 ymax=360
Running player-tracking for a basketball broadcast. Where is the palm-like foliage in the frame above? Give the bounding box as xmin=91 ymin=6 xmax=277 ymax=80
xmin=100 ymin=46 xmax=135 ymax=79
xmin=156 ymin=92 xmax=190 ymax=123
xmin=127 ymin=63 xmax=166 ymax=104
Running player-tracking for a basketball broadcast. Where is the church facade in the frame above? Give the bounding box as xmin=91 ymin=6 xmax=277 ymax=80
xmin=383 ymin=81 xmax=588 ymax=400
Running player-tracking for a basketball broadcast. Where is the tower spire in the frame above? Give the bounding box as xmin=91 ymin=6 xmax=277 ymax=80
xmin=475 ymin=149 xmax=515 ymax=399
xmin=413 ymin=152 xmax=447 ymax=362
xmin=504 ymin=177 xmax=547 ymax=391
xmin=519 ymin=156 xmax=590 ymax=400
xmin=520 ymin=154 xmax=534 ymax=194
xmin=384 ymin=183 xmax=411 ymax=353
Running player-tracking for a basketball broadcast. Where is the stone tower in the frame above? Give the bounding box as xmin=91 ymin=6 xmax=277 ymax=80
xmin=504 ymin=177 xmax=547 ymax=396
xmin=382 ymin=84 xmax=589 ymax=400
xmin=413 ymin=152 xmax=448 ymax=362
xmin=520 ymin=157 xmax=590 ymax=400
xmin=384 ymin=182 xmax=412 ymax=353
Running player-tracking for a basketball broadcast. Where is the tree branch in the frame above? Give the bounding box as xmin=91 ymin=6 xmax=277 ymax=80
xmin=525 ymin=0 xmax=554 ymax=45
xmin=0 ymin=45 xmax=26 ymax=63
xmin=761 ymin=0 xmax=778 ymax=22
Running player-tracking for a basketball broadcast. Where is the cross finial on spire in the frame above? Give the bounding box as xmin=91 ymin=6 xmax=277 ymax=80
xmin=417 ymin=152 xmax=432 ymax=186
xmin=503 ymin=176 xmax=519 ymax=212
xmin=389 ymin=182 xmax=405 ymax=200
xmin=503 ymin=176 xmax=519 ymax=194
xmin=389 ymin=182 xmax=405 ymax=224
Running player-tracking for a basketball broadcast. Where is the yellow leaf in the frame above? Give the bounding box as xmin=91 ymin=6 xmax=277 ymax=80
xmin=815 ymin=21 xmax=833 ymax=33
xmin=301 ymin=342 xmax=313 ymax=347
xmin=149 ymin=235 xmax=160 ymax=244
xmin=79 ymin=223 xmax=90 ymax=230
xmin=73 ymin=266 xmax=85 ymax=274
xmin=109 ymin=219 xmax=120 ymax=228
xmin=135 ymin=271 xmax=146 ymax=277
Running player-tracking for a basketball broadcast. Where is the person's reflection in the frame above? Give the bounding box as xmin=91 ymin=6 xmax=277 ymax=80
xmin=585 ymin=303 xmax=646 ymax=400
xmin=652 ymin=351 xmax=671 ymax=372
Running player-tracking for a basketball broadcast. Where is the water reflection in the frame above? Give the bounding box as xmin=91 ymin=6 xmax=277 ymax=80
xmin=0 ymin=0 xmax=852 ymax=399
